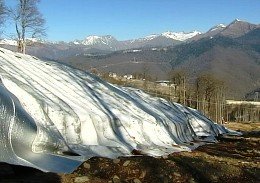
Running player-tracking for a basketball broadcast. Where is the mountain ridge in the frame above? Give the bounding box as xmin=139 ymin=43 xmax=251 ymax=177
xmin=190 ymin=19 xmax=259 ymax=41
xmin=62 ymin=26 xmax=260 ymax=99
xmin=1 ymin=19 xmax=259 ymax=54
xmin=0 ymin=30 xmax=201 ymax=48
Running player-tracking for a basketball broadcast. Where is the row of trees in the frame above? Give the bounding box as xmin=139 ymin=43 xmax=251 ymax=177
xmin=169 ymin=70 xmax=226 ymax=123
xmin=0 ymin=0 xmax=45 ymax=53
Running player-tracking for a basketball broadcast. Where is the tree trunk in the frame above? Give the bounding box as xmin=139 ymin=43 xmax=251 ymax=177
xmin=22 ymin=42 xmax=26 ymax=54
xmin=17 ymin=40 xmax=22 ymax=52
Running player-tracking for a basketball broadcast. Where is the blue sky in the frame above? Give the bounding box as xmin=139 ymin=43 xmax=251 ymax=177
xmin=4 ymin=0 xmax=260 ymax=41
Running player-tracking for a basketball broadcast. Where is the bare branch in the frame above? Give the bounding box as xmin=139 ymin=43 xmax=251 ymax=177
xmin=9 ymin=0 xmax=46 ymax=53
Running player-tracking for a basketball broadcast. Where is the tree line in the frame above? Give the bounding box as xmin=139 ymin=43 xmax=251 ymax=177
xmin=169 ymin=70 xmax=226 ymax=123
xmin=0 ymin=0 xmax=45 ymax=54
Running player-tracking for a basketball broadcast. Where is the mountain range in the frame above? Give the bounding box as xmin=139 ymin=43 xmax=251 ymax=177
xmin=0 ymin=19 xmax=259 ymax=99
xmin=0 ymin=30 xmax=201 ymax=59
xmin=1 ymin=19 xmax=258 ymax=60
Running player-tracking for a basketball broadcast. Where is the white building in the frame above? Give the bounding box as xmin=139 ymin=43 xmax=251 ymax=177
xmin=123 ymin=74 xmax=133 ymax=80
xmin=109 ymin=72 xmax=117 ymax=78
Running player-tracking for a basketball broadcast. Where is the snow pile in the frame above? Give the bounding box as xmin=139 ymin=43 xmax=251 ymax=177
xmin=0 ymin=48 xmax=239 ymax=173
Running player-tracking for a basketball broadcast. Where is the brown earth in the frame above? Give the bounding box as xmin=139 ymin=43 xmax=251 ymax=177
xmin=0 ymin=122 xmax=259 ymax=183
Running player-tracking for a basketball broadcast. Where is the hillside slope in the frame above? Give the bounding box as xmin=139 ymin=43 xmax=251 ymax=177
xmin=170 ymin=36 xmax=260 ymax=98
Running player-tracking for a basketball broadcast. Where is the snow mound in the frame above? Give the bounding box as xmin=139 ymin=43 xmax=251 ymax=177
xmin=0 ymin=48 xmax=240 ymax=173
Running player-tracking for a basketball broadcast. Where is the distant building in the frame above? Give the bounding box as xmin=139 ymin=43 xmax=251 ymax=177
xmin=155 ymin=80 xmax=175 ymax=87
xmin=225 ymin=100 xmax=260 ymax=122
xmin=123 ymin=74 xmax=133 ymax=80
xmin=156 ymin=80 xmax=170 ymax=83
xmin=159 ymin=83 xmax=168 ymax=87
xmin=109 ymin=72 xmax=117 ymax=78
xmin=226 ymin=100 xmax=260 ymax=106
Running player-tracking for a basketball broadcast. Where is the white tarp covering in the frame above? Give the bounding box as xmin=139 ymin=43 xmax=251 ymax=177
xmin=0 ymin=48 xmax=239 ymax=173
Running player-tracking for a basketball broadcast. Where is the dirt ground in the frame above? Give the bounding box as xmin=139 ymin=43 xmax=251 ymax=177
xmin=0 ymin=122 xmax=259 ymax=183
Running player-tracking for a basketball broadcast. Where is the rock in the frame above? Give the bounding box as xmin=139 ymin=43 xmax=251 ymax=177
xmin=139 ymin=170 xmax=146 ymax=178
xmin=113 ymin=159 xmax=120 ymax=164
xmin=173 ymin=172 xmax=181 ymax=177
xmin=162 ymin=155 xmax=168 ymax=159
xmin=189 ymin=178 xmax=196 ymax=183
xmin=74 ymin=176 xmax=89 ymax=183
xmin=112 ymin=175 xmax=121 ymax=183
xmin=123 ymin=160 xmax=131 ymax=167
xmin=133 ymin=178 xmax=142 ymax=183
xmin=83 ymin=163 xmax=91 ymax=169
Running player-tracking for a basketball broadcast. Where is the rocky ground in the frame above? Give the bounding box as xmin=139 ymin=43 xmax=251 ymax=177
xmin=0 ymin=122 xmax=259 ymax=183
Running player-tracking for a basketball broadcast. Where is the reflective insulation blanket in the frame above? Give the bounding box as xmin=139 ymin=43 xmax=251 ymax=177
xmin=0 ymin=48 xmax=239 ymax=173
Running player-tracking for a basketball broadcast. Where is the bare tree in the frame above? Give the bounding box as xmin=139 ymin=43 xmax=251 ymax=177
xmin=0 ymin=0 xmax=6 ymax=31
xmin=169 ymin=69 xmax=187 ymax=105
xmin=195 ymin=73 xmax=225 ymax=122
xmin=142 ymin=63 xmax=150 ymax=90
xmin=10 ymin=0 xmax=45 ymax=53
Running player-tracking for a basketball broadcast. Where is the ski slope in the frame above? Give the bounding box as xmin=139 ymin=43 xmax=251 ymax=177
xmin=0 ymin=48 xmax=239 ymax=173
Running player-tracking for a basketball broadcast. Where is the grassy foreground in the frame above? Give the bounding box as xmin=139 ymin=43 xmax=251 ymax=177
xmin=0 ymin=122 xmax=259 ymax=183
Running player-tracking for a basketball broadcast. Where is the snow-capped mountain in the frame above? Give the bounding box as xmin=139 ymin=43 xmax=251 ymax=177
xmin=0 ymin=19 xmax=259 ymax=60
xmin=0 ymin=31 xmax=201 ymax=53
xmin=162 ymin=31 xmax=201 ymax=41
xmin=74 ymin=35 xmax=118 ymax=46
xmin=130 ymin=31 xmax=201 ymax=42
xmin=190 ymin=19 xmax=260 ymax=41
xmin=133 ymin=34 xmax=159 ymax=42
xmin=0 ymin=38 xmax=48 ymax=46
xmin=124 ymin=33 xmax=183 ymax=49
xmin=0 ymin=47 xmax=238 ymax=173
xmin=220 ymin=19 xmax=259 ymax=38
xmin=208 ymin=24 xmax=226 ymax=32
xmin=0 ymin=39 xmax=17 ymax=46
xmin=71 ymin=35 xmax=125 ymax=50
xmin=70 ymin=31 xmax=200 ymax=50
